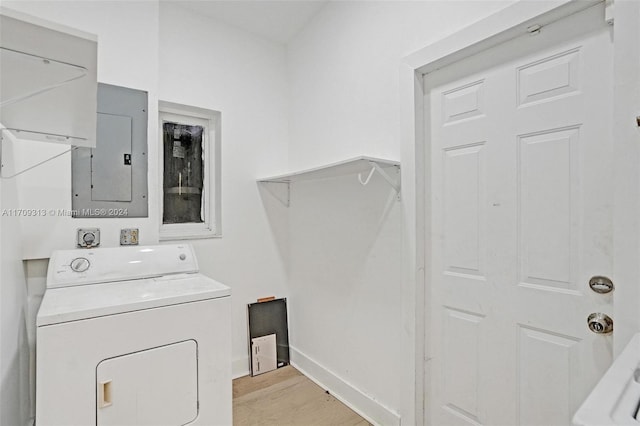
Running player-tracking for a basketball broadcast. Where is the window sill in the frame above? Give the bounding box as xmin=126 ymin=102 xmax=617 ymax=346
xmin=159 ymin=224 xmax=220 ymax=241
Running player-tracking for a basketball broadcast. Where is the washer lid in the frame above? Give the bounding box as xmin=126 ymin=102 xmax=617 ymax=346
xmin=37 ymin=273 xmax=230 ymax=326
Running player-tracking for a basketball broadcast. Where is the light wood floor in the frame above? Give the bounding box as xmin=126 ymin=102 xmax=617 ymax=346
xmin=233 ymin=366 xmax=371 ymax=426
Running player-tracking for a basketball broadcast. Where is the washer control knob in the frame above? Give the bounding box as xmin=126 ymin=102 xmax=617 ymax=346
xmin=70 ymin=257 xmax=90 ymax=273
xmin=179 ymin=253 xmax=186 ymax=261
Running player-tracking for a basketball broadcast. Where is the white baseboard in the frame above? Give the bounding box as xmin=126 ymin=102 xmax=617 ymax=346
xmin=290 ymin=346 xmax=401 ymax=426
xmin=232 ymin=356 xmax=250 ymax=379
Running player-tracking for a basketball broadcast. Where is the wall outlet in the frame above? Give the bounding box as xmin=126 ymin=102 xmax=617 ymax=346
xmin=77 ymin=228 xmax=100 ymax=248
xmin=120 ymin=228 xmax=139 ymax=245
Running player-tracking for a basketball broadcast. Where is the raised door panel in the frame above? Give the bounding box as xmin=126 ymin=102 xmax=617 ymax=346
xmin=442 ymin=308 xmax=485 ymax=425
xmin=518 ymin=127 xmax=580 ymax=291
xmin=442 ymin=80 xmax=485 ymax=124
xmin=517 ymin=48 xmax=581 ymax=107
xmin=444 ymin=143 xmax=486 ymax=277
xmin=517 ymin=326 xmax=580 ymax=425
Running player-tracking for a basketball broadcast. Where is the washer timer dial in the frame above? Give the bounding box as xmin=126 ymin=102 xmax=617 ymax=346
xmin=70 ymin=257 xmax=90 ymax=273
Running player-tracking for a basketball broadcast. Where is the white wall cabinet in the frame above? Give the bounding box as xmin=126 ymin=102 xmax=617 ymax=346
xmin=0 ymin=8 xmax=97 ymax=147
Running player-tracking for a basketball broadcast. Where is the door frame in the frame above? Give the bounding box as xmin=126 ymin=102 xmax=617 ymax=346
xmin=400 ymin=1 xmax=640 ymax=424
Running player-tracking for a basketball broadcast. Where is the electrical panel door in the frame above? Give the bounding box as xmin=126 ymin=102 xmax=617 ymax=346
xmin=92 ymin=113 xmax=132 ymax=202
xmin=72 ymin=83 xmax=148 ymax=217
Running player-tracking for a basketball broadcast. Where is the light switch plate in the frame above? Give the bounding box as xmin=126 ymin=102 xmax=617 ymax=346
xmin=120 ymin=228 xmax=139 ymax=245
xmin=77 ymin=228 xmax=100 ymax=248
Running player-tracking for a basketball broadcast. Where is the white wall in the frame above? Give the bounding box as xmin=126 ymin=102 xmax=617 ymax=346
xmin=286 ymin=1 xmax=513 ymax=423
xmin=288 ymin=174 xmax=403 ymax=425
xmin=2 ymin=2 xmax=161 ymax=422
xmin=0 ymin=135 xmax=29 ymax=426
xmin=0 ymin=1 xmax=527 ymax=424
xmin=2 ymin=0 xmax=290 ymax=385
xmin=4 ymin=0 xmax=161 ymax=259
xmin=158 ymin=3 xmax=290 ymax=376
xmin=287 ymin=1 xmax=513 ymax=169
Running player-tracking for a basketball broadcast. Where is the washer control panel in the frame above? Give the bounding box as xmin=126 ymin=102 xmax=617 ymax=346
xmin=47 ymin=244 xmax=198 ymax=288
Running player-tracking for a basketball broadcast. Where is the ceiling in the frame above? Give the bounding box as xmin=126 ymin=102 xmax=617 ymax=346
xmin=171 ymin=1 xmax=329 ymax=45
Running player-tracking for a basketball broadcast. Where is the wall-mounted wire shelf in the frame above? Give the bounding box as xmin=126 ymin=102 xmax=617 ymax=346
xmin=257 ymin=156 xmax=401 ymax=206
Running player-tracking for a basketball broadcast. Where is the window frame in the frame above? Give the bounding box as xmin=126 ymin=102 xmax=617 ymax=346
xmin=158 ymin=101 xmax=221 ymax=240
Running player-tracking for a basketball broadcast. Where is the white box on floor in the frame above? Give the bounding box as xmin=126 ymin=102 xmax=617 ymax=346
xmin=251 ymin=334 xmax=277 ymax=376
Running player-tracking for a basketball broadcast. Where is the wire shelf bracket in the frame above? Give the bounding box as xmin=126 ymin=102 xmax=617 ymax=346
xmin=358 ymin=161 xmax=401 ymax=200
xmin=0 ymin=128 xmax=81 ymax=179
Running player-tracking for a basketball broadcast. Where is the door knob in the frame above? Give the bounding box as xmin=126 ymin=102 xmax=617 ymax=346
xmin=589 ymin=276 xmax=614 ymax=294
xmin=587 ymin=313 xmax=613 ymax=334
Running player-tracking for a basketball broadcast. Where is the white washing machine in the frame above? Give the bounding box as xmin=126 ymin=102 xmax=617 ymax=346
xmin=36 ymin=244 xmax=231 ymax=426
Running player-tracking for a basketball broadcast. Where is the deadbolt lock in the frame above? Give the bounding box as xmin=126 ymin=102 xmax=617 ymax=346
xmin=589 ymin=276 xmax=614 ymax=294
xmin=587 ymin=313 xmax=613 ymax=334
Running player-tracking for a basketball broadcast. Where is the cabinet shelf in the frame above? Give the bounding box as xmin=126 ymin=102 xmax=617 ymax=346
xmin=0 ymin=9 xmax=97 ymax=148
xmin=0 ymin=47 xmax=88 ymax=109
xmin=0 ymin=8 xmax=97 ymax=178
xmin=258 ymin=156 xmax=401 ymax=206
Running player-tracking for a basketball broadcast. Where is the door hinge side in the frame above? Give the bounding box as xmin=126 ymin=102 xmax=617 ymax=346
xmin=605 ymin=0 xmax=614 ymax=25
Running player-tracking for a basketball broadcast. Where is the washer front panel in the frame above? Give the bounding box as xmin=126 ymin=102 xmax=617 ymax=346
xmin=36 ymin=296 xmax=232 ymax=426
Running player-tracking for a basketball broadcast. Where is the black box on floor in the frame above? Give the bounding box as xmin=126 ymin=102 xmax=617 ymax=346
xmin=248 ymin=298 xmax=290 ymax=376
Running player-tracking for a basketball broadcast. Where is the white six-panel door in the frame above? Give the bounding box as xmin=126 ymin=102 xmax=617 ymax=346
xmin=426 ymin=4 xmax=613 ymax=425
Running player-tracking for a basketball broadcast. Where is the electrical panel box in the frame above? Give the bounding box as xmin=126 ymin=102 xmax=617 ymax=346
xmin=71 ymin=83 xmax=148 ymax=218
